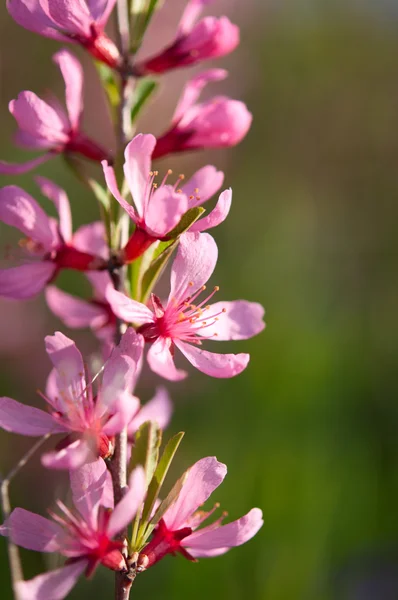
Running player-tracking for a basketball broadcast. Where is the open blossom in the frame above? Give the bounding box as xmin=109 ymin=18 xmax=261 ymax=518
xmin=153 ymin=69 xmax=252 ymax=159
xmin=134 ymin=0 xmax=239 ymax=75
xmin=0 ymin=329 xmax=145 ymax=469
xmin=0 ymin=178 xmax=108 ymax=299
xmin=102 ymin=133 xmax=232 ymax=263
xmin=0 ymin=50 xmax=111 ymax=175
xmin=0 ymin=461 xmax=146 ymax=600
xmin=7 ymin=0 xmax=120 ymax=68
xmin=106 ymin=232 xmax=265 ymax=381
xmin=137 ymin=456 xmax=263 ymax=570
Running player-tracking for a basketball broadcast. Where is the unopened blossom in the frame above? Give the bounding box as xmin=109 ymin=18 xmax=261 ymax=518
xmin=134 ymin=0 xmax=239 ymax=75
xmin=106 ymin=232 xmax=265 ymax=381
xmin=0 ymin=50 xmax=111 ymax=175
xmin=0 ymin=178 xmax=108 ymax=299
xmin=137 ymin=456 xmax=263 ymax=570
xmin=102 ymin=133 xmax=232 ymax=262
xmin=0 ymin=329 xmax=144 ymax=469
xmin=7 ymin=0 xmax=120 ymax=68
xmin=0 ymin=461 xmax=146 ymax=600
xmin=153 ymin=69 xmax=252 ymax=159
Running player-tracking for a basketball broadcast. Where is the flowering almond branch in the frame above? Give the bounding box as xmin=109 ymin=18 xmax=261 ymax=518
xmin=0 ymin=1 xmax=265 ymax=599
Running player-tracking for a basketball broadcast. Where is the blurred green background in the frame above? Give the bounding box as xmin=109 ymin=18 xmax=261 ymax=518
xmin=1 ymin=0 xmax=398 ymax=598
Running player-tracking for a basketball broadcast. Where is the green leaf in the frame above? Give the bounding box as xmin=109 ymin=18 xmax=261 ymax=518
xmin=130 ymin=79 xmax=158 ymax=124
xmin=140 ymin=240 xmax=178 ymax=304
xmin=129 ymin=421 xmax=162 ymax=486
xmin=130 ymin=0 xmax=163 ymax=53
xmin=136 ymin=432 xmax=184 ymax=547
xmin=165 ymin=206 xmax=205 ymax=239
xmin=87 ymin=178 xmax=111 ymax=211
xmin=96 ymin=63 xmax=120 ymax=108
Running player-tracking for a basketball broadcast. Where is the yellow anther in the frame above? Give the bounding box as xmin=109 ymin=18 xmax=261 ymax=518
xmin=222 ymin=308 xmax=227 ymax=313
xmin=202 ymin=285 xmax=206 ymax=290
xmin=167 ymin=169 xmax=173 ymax=175
xmin=202 ymin=321 xmax=207 ymax=326
xmin=196 ymin=196 xmax=201 ymax=201
xmin=153 ymin=183 xmax=158 ymax=188
xmin=189 ymin=195 xmax=195 ymax=200
xmin=149 ymin=171 xmax=153 ymax=176
xmin=194 ymin=188 xmax=199 ymax=193
xmin=189 ymin=281 xmax=194 ymax=286
xmin=178 ymin=174 xmax=185 ymax=180
xmin=153 ymin=170 xmax=159 ymax=176
xmin=177 ymin=189 xmax=182 ymax=194
xmin=177 ymin=312 xmax=186 ymax=321
xmin=214 ymin=286 xmax=220 ymax=291
xmin=205 ymin=305 xmax=210 ymax=310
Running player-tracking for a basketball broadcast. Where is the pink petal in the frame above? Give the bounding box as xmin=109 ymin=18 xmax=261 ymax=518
xmin=173 ymin=69 xmax=227 ymax=123
xmin=181 ymin=165 xmax=224 ymax=207
xmin=53 ymin=49 xmax=83 ymax=131
xmin=175 ymin=340 xmax=250 ymax=378
xmin=163 ymin=457 xmax=227 ymax=530
xmin=196 ymin=299 xmax=265 ymax=340
xmin=128 ymin=387 xmax=173 ymax=435
xmin=0 ymin=262 xmax=56 ymax=299
xmin=144 ymin=185 xmax=189 ymax=237
xmin=72 ymin=221 xmax=108 ymax=259
xmin=101 ymin=328 xmax=144 ymax=408
xmin=168 ymin=232 xmax=217 ymax=305
xmin=44 ymin=332 xmax=86 ymax=405
xmin=107 ymin=467 xmax=146 ymax=537
xmin=35 ymin=176 xmax=72 ymax=241
xmin=178 ymin=17 xmax=239 ymax=62
xmin=45 ymin=286 xmax=107 ymax=329
xmin=123 ymin=134 xmax=156 ymax=218
xmin=184 ymin=508 xmax=263 ymax=556
xmin=106 ymin=287 xmax=154 ymax=325
xmin=9 ymin=91 xmax=69 ymax=145
xmin=102 ymin=392 xmax=140 ymax=436
xmin=190 ymin=188 xmax=231 ymax=232
xmin=86 ymin=271 xmax=112 ymax=300
xmin=89 ymin=0 xmax=117 ymax=26
xmin=6 ymin=0 xmax=70 ymax=41
xmin=102 ymin=160 xmax=138 ymax=223
xmin=0 ymin=153 xmax=55 ymax=174
xmin=41 ymin=0 xmax=92 ymax=37
xmin=41 ymin=438 xmax=94 ymax=470
xmin=0 ymin=396 xmax=66 ymax=436
xmin=70 ymin=458 xmax=109 ymax=525
xmin=177 ymin=0 xmax=212 ymax=34
xmin=0 ymin=508 xmax=62 ymax=552
xmin=0 ymin=185 xmax=57 ymax=248
xmin=147 ymin=337 xmax=187 ymax=382
xmin=15 ymin=560 xmax=87 ymax=600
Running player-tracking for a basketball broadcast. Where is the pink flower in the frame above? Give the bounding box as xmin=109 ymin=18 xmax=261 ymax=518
xmin=102 ymin=133 xmax=232 ymax=262
xmin=0 ymin=50 xmax=111 ymax=175
xmin=137 ymin=456 xmax=263 ymax=570
xmin=153 ymin=69 xmax=252 ymax=159
xmin=0 ymin=178 xmax=108 ymax=300
xmin=7 ymin=0 xmax=120 ymax=68
xmin=0 ymin=460 xmax=146 ymax=600
xmin=0 ymin=329 xmax=144 ymax=469
xmin=106 ymin=232 xmax=265 ymax=381
xmin=134 ymin=0 xmax=239 ymax=75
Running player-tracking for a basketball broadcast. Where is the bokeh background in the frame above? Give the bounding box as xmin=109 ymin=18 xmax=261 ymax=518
xmin=1 ymin=0 xmax=398 ymax=598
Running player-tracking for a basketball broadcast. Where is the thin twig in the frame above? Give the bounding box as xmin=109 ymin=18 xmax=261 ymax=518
xmin=0 ymin=433 xmax=52 ymax=597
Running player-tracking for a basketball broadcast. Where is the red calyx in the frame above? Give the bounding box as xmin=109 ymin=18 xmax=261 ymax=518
xmin=82 ymin=26 xmax=122 ymax=69
xmin=137 ymin=519 xmax=195 ymax=570
xmin=55 ymin=245 xmax=107 ymax=271
xmin=66 ymin=132 xmax=112 ymax=163
xmin=122 ymin=228 xmax=157 ymax=263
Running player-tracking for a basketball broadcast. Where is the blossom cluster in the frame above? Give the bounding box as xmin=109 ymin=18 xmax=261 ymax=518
xmin=0 ymin=1 xmax=265 ymax=599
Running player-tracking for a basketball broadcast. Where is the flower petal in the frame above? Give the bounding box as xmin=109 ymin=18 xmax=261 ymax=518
xmin=89 ymin=0 xmax=117 ymax=26
xmin=0 ymin=396 xmax=66 ymax=436
xmin=175 ymin=340 xmax=249 ymax=378
xmin=168 ymin=232 xmax=218 ymax=304
xmin=42 ymin=0 xmax=92 ymax=37
xmin=0 ymin=262 xmax=56 ymax=299
xmin=0 ymin=153 xmax=54 ymax=175
xmin=72 ymin=221 xmax=108 ymax=259
xmin=147 ymin=337 xmax=187 ymax=381
xmin=196 ymin=299 xmax=265 ymax=340
xmin=9 ymin=91 xmax=68 ymax=145
xmin=173 ymin=69 xmax=227 ymax=124
xmin=0 ymin=185 xmax=56 ymax=248
xmin=44 ymin=332 xmax=86 ymax=407
xmin=181 ymin=164 xmax=224 ymax=207
xmin=124 ymin=134 xmax=156 ymax=218
xmin=35 ymin=176 xmax=72 ymax=242
xmin=15 ymin=560 xmax=87 ymax=600
xmin=102 ymin=392 xmax=140 ymax=436
xmin=41 ymin=438 xmax=93 ymax=470
xmin=45 ymin=286 xmax=107 ymax=329
xmin=163 ymin=457 xmax=227 ymax=530
xmin=53 ymin=49 xmax=83 ymax=131
xmin=190 ymin=188 xmax=231 ymax=231
xmin=128 ymin=387 xmax=173 ymax=436
xmin=70 ymin=458 xmax=109 ymax=525
xmin=106 ymin=287 xmax=154 ymax=325
xmin=0 ymin=508 xmax=62 ymax=552
xmin=177 ymin=0 xmax=211 ymax=34
xmin=102 ymin=161 xmax=138 ymax=223
xmin=107 ymin=467 xmax=146 ymax=537
xmin=144 ymin=185 xmax=189 ymax=237
xmin=184 ymin=508 xmax=263 ymax=556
